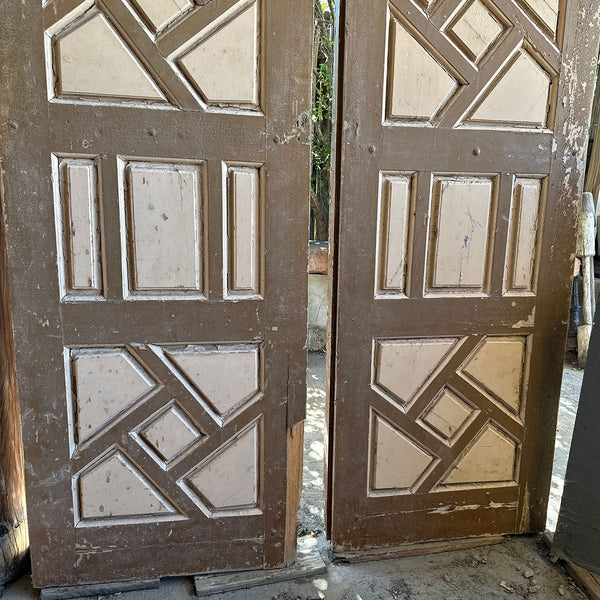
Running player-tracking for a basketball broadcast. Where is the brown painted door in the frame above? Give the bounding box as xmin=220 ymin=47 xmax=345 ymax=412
xmin=328 ymin=0 xmax=599 ymax=551
xmin=0 ymin=0 xmax=311 ymax=588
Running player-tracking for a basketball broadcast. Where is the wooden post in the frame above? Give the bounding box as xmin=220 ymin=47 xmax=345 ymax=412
xmin=0 ymin=200 xmax=29 ymax=584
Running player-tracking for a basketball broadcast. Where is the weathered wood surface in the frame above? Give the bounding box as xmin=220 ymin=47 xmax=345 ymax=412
xmin=40 ymin=578 xmax=160 ymax=600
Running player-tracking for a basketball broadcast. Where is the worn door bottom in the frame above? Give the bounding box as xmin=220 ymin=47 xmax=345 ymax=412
xmin=40 ymin=578 xmax=159 ymax=600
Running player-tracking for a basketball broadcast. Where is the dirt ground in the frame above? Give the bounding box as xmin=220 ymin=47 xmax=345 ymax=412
xmin=2 ymin=354 xmax=587 ymax=600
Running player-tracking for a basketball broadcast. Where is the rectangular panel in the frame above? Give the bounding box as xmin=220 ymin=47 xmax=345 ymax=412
xmin=427 ymin=176 xmax=497 ymax=294
xmin=225 ymin=165 xmax=261 ymax=298
xmin=504 ymin=178 xmax=543 ymax=294
xmin=54 ymin=157 xmax=103 ymax=299
xmin=376 ymin=174 xmax=413 ymax=296
xmin=120 ymin=160 xmax=205 ymax=299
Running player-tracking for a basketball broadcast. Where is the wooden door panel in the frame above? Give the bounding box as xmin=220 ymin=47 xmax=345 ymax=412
xmin=1 ymin=0 xmax=311 ymax=589
xmin=329 ymin=0 xmax=599 ymax=551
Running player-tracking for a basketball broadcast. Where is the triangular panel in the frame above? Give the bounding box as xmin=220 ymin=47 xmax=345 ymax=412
xmin=374 ymin=338 xmax=458 ymax=408
xmin=55 ymin=13 xmax=165 ymax=101
xmin=468 ymin=51 xmax=551 ymax=126
xmin=167 ymin=345 xmax=259 ymax=416
xmin=187 ymin=424 xmax=259 ymax=510
xmin=179 ymin=2 xmax=259 ymax=106
xmin=78 ymin=452 xmax=175 ymax=519
xmin=461 ymin=336 xmax=526 ymax=413
xmin=132 ymin=0 xmax=193 ymax=31
xmin=388 ymin=16 xmax=458 ymax=120
xmin=372 ymin=414 xmax=435 ymax=491
xmin=441 ymin=424 xmax=517 ymax=486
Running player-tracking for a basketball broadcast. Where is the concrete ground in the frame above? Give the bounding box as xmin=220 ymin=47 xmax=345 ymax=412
xmin=3 ymin=354 xmax=586 ymax=600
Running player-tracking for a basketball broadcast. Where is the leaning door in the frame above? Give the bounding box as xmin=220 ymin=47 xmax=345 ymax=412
xmin=0 ymin=0 xmax=311 ymax=588
xmin=329 ymin=0 xmax=599 ymax=550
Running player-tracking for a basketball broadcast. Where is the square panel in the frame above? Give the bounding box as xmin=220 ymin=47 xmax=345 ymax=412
xmin=119 ymin=160 xmax=206 ymax=299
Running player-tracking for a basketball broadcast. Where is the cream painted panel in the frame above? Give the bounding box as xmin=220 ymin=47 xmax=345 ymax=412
xmin=73 ymin=350 xmax=156 ymax=443
xmin=55 ymin=13 xmax=164 ymax=101
xmin=374 ymin=338 xmax=457 ymax=407
xmin=60 ymin=159 xmax=102 ymax=293
xmin=450 ymin=0 xmax=503 ymax=61
xmin=506 ymin=178 xmax=542 ymax=292
xmin=372 ymin=414 xmax=434 ymax=490
xmin=179 ymin=3 xmax=259 ymax=106
xmin=442 ymin=424 xmax=517 ymax=485
xmin=522 ymin=0 xmax=559 ymax=32
xmin=377 ymin=175 xmax=411 ymax=294
xmin=79 ymin=452 xmax=174 ymax=518
xmin=422 ymin=389 xmax=474 ymax=440
xmin=140 ymin=405 xmax=200 ymax=462
xmin=227 ymin=166 xmax=260 ymax=296
xmin=126 ymin=162 xmax=203 ymax=294
xmin=131 ymin=0 xmax=193 ymax=31
xmin=188 ymin=424 xmax=258 ymax=509
xmin=430 ymin=177 xmax=493 ymax=290
xmin=462 ymin=337 xmax=526 ymax=413
xmin=389 ymin=17 xmax=457 ymax=120
xmin=470 ymin=51 xmax=551 ymax=126
xmin=167 ymin=345 xmax=259 ymax=415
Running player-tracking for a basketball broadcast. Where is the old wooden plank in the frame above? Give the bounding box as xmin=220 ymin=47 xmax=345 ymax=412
xmin=40 ymin=578 xmax=160 ymax=600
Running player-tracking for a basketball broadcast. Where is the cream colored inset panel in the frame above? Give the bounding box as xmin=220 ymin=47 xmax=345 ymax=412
xmin=226 ymin=166 xmax=260 ymax=297
xmin=79 ymin=451 xmax=174 ymax=519
xmin=522 ymin=0 xmax=559 ymax=33
xmin=448 ymin=0 xmax=504 ymax=62
xmin=442 ymin=424 xmax=517 ymax=485
xmin=388 ymin=16 xmax=458 ymax=120
xmin=72 ymin=349 xmax=156 ymax=443
xmin=505 ymin=178 xmax=542 ymax=293
xmin=428 ymin=177 xmax=494 ymax=292
xmin=377 ymin=175 xmax=412 ymax=295
xmin=371 ymin=414 xmax=435 ymax=491
xmin=124 ymin=162 xmax=204 ymax=296
xmin=55 ymin=13 xmax=165 ymax=102
xmin=421 ymin=388 xmax=474 ymax=441
xmin=139 ymin=405 xmax=200 ymax=463
xmin=131 ymin=0 xmax=193 ymax=31
xmin=58 ymin=159 xmax=102 ymax=296
xmin=469 ymin=51 xmax=551 ymax=127
xmin=461 ymin=337 xmax=526 ymax=414
xmin=167 ymin=344 xmax=259 ymax=416
xmin=374 ymin=338 xmax=458 ymax=408
xmin=179 ymin=2 xmax=259 ymax=107
xmin=186 ymin=423 xmax=259 ymax=511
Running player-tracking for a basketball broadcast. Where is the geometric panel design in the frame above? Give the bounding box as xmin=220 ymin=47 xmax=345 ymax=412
xmin=71 ymin=349 xmax=157 ymax=444
xmin=131 ymin=0 xmax=194 ymax=32
xmin=56 ymin=157 xmax=103 ymax=298
xmin=226 ymin=165 xmax=261 ymax=297
xmin=440 ymin=424 xmax=518 ymax=486
xmin=182 ymin=422 xmax=260 ymax=514
xmin=461 ymin=336 xmax=527 ymax=414
xmin=54 ymin=13 xmax=165 ymax=102
xmin=136 ymin=402 xmax=202 ymax=465
xmin=505 ymin=178 xmax=543 ymax=293
xmin=179 ymin=2 xmax=260 ymax=107
xmin=447 ymin=0 xmax=504 ymax=62
xmin=420 ymin=388 xmax=476 ymax=442
xmin=371 ymin=413 xmax=436 ymax=491
xmin=520 ymin=0 xmax=560 ymax=34
xmin=77 ymin=450 xmax=176 ymax=520
xmin=122 ymin=161 xmax=204 ymax=297
xmin=376 ymin=174 xmax=413 ymax=296
xmin=427 ymin=176 xmax=495 ymax=293
xmin=373 ymin=338 xmax=459 ymax=409
xmin=387 ymin=13 xmax=458 ymax=121
xmin=468 ymin=50 xmax=552 ymax=127
xmin=166 ymin=344 xmax=260 ymax=417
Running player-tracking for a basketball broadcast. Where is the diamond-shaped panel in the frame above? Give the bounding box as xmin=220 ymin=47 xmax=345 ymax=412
xmin=448 ymin=0 xmax=504 ymax=62
xmin=388 ymin=16 xmax=458 ymax=120
xmin=421 ymin=388 xmax=475 ymax=441
xmin=373 ymin=338 xmax=459 ymax=409
xmin=139 ymin=404 xmax=201 ymax=463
